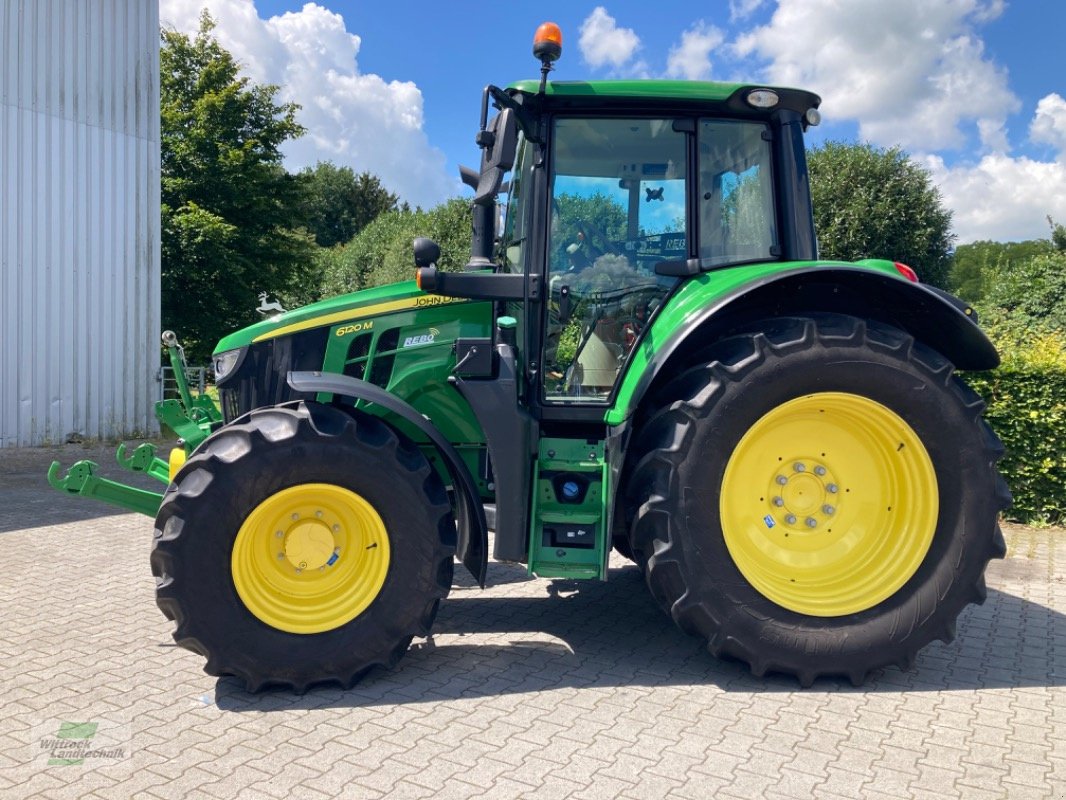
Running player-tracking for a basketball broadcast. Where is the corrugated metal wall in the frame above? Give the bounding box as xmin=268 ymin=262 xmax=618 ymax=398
xmin=0 ymin=0 xmax=160 ymax=447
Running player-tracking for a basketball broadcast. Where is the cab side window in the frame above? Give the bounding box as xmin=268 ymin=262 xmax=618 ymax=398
xmin=698 ymin=120 xmax=777 ymax=265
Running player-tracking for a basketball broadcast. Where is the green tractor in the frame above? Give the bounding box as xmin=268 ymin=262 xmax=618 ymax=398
xmin=50 ymin=23 xmax=1008 ymax=690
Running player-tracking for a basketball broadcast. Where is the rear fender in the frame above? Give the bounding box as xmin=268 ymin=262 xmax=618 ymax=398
xmin=608 ymin=265 xmax=998 ymax=426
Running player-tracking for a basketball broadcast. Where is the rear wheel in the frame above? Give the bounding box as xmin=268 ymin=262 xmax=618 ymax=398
xmin=625 ymin=314 xmax=1009 ymax=685
xmin=151 ymin=401 xmax=455 ymax=692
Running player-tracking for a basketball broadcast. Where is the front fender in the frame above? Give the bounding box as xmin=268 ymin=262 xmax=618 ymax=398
xmin=287 ymin=371 xmax=487 ymax=587
xmin=607 ymin=263 xmax=999 ymax=426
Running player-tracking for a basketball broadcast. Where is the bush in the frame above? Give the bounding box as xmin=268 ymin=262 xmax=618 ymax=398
xmin=808 ymin=141 xmax=954 ymax=289
xmin=318 ymin=199 xmax=471 ymax=297
xmin=966 ymin=321 xmax=1066 ymax=524
xmin=982 ymin=250 xmax=1066 ymax=333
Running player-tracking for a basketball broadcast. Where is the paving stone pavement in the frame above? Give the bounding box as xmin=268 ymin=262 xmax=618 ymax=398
xmin=1 ymin=443 xmax=1064 ymax=799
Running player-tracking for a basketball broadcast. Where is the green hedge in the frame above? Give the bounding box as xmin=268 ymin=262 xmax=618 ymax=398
xmin=966 ymin=327 xmax=1066 ymax=524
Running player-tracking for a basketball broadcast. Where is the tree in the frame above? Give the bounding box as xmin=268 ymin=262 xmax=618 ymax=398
xmin=161 ymin=13 xmax=315 ymax=361
xmin=807 ymin=142 xmax=954 ymax=289
xmin=318 ymin=199 xmax=472 ymax=297
xmin=1049 ymin=215 xmax=1066 ymax=252
xmin=298 ymin=162 xmax=400 ymax=248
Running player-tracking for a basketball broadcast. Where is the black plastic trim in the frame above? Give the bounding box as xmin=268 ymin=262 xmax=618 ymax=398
xmin=772 ymin=110 xmax=817 ymax=261
xmin=417 ymin=267 xmax=539 ymax=301
xmin=287 ymin=371 xmax=488 ymax=587
xmin=451 ymin=342 xmax=538 ymax=563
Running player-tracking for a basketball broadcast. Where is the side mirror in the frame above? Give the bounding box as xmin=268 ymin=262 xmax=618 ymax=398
xmin=413 ymin=237 xmax=441 ymax=268
xmin=474 ymin=108 xmax=517 ymax=206
xmin=459 ymin=165 xmax=479 ymax=190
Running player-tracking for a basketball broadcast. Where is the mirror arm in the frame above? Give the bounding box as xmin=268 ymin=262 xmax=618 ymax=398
xmin=417 ymin=266 xmax=541 ymax=301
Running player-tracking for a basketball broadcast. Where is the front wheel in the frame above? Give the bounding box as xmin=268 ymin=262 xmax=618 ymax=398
xmin=625 ymin=314 xmax=1009 ymax=685
xmin=151 ymin=402 xmax=455 ymax=692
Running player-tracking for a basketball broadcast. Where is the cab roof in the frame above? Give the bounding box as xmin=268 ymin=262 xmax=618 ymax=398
xmin=506 ymin=80 xmax=820 ymax=116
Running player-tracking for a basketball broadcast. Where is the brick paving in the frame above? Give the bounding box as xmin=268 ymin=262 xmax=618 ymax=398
xmin=1 ymin=443 xmax=1064 ymax=799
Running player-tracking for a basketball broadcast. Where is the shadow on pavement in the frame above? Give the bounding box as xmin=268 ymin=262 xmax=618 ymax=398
xmin=214 ymin=560 xmax=1066 ymax=712
xmin=0 ymin=441 xmax=164 ymax=533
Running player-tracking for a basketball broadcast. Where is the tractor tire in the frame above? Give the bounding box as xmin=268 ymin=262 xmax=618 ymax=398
xmin=625 ymin=314 xmax=1009 ymax=686
xmin=151 ymin=401 xmax=455 ymax=692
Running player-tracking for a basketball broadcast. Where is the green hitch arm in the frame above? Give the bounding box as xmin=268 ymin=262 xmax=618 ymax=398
xmin=116 ymin=442 xmax=170 ymax=485
xmin=155 ymin=330 xmax=222 ymax=453
xmin=47 ymin=460 xmax=164 ymax=517
xmin=156 ymin=399 xmax=212 ymax=451
xmin=162 ymin=330 xmax=195 ymax=413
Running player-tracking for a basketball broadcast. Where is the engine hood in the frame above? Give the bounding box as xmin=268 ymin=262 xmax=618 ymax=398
xmin=213 ymin=280 xmax=471 ymax=355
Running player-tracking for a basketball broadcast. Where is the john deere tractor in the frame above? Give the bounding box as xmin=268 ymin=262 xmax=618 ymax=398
xmin=50 ymin=23 xmax=1008 ymax=690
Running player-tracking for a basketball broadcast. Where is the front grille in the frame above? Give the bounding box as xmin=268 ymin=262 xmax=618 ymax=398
xmin=217 ymin=328 xmax=329 ymax=423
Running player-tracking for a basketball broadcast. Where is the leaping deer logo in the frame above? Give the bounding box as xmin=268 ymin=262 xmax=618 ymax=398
xmin=256 ymin=292 xmax=286 ymax=315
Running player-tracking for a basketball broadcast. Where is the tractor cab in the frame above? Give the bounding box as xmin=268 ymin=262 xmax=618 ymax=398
xmin=420 ymin=26 xmax=821 ymax=417
xmin=527 ymin=114 xmax=779 ymax=401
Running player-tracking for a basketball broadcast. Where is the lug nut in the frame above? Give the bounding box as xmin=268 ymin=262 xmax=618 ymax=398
xmin=275 ymin=530 xmax=283 ymax=538
xmin=291 ymin=513 xmax=299 ymax=520
xmin=805 ymin=517 xmax=817 ymax=528
xmin=277 ymin=553 xmax=285 ymax=559
xmin=814 ymin=466 xmax=826 ymax=476
xmin=332 ymin=524 xmax=341 ymax=533
xmin=776 ymin=475 xmax=788 ymax=485
xmin=823 ymin=504 xmax=835 ymax=515
xmin=772 ymin=497 xmax=784 ymax=507
xmin=315 ymin=510 xmax=323 ymax=518
xmin=793 ymin=463 xmax=806 ymax=472
xmin=785 ymin=514 xmax=797 ymax=525
xmin=827 ymin=484 xmax=838 ymax=494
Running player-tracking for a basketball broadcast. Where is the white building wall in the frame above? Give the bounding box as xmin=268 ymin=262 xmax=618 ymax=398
xmin=0 ymin=0 xmax=160 ymax=446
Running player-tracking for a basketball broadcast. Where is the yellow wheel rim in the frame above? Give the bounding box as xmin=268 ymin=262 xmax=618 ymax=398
xmin=231 ymin=483 xmax=390 ymax=634
xmin=720 ymin=392 xmax=938 ymax=617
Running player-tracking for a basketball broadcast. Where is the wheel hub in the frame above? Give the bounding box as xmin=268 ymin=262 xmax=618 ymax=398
xmin=283 ymin=520 xmax=336 ymax=571
xmin=776 ymin=467 xmax=831 ymax=522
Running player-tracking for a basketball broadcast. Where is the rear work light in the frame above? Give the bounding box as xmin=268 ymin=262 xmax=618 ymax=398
xmin=894 ymin=262 xmax=919 ymax=283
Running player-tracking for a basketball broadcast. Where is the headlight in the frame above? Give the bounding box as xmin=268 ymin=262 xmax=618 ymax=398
xmin=746 ymin=88 xmax=779 ymax=109
xmin=212 ymin=349 xmax=241 ymax=382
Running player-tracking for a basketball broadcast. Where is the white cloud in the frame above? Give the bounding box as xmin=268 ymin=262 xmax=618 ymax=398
xmin=729 ymin=0 xmax=767 ymax=22
xmin=971 ymin=0 xmax=1006 ymax=23
xmin=926 ymin=145 xmax=1066 ymax=244
xmin=1030 ymin=93 xmax=1066 ymax=152
xmin=579 ymin=7 xmax=641 ymax=70
xmin=666 ymin=22 xmax=725 ymax=81
xmin=928 ymin=94 xmax=1066 ymax=243
xmin=734 ymin=0 xmax=1018 ymax=153
xmin=158 ymin=0 xmax=452 ymax=208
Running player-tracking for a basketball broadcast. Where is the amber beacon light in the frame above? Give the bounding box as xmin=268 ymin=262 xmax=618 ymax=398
xmin=533 ymin=22 xmax=562 ymax=62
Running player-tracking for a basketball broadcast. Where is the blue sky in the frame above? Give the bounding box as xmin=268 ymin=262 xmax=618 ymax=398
xmin=160 ymin=1 xmax=1066 ymax=243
